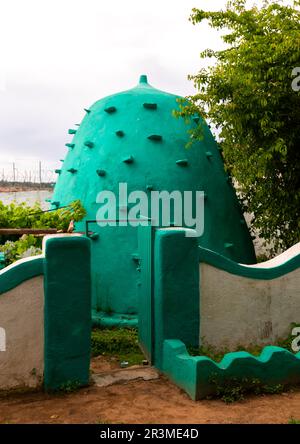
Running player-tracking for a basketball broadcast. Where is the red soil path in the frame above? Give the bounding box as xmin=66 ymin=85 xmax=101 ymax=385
xmin=0 ymin=357 xmax=300 ymax=424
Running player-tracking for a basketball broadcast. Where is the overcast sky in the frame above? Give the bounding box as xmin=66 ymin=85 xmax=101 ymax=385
xmin=0 ymin=0 xmax=262 ymax=171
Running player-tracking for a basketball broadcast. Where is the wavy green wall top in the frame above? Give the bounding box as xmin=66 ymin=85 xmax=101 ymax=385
xmin=163 ymin=339 xmax=300 ymax=400
xmin=199 ymin=246 xmax=300 ymax=280
xmin=0 ymin=256 xmax=44 ymax=294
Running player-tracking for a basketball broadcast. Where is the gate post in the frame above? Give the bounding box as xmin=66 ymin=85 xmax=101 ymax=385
xmin=153 ymin=228 xmax=200 ymax=369
xmin=43 ymin=235 xmax=91 ymax=391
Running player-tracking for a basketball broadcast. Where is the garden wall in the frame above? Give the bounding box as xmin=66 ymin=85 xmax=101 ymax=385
xmin=137 ymin=227 xmax=300 ymax=400
xmin=0 ymin=234 xmax=91 ymax=391
xmin=199 ymin=243 xmax=300 ymax=349
xmin=0 ymin=274 xmax=44 ymax=389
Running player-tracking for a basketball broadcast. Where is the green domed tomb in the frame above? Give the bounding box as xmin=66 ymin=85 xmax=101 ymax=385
xmin=52 ymin=75 xmax=256 ymax=323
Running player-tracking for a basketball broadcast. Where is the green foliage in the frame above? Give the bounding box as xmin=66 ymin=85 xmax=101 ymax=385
xmin=289 ymin=417 xmax=300 ymax=424
xmin=57 ymin=380 xmax=82 ymax=393
xmin=0 ymin=200 xmax=86 ymax=265
xmin=0 ymin=199 xmax=85 ymax=231
xmin=189 ymin=342 xmax=262 ymax=362
xmin=185 ymin=0 xmax=300 ymax=253
xmin=276 ymin=322 xmax=300 ymax=350
xmin=209 ymin=374 xmax=284 ymax=403
xmin=91 ymin=328 xmax=145 ymax=366
xmin=189 ymin=325 xmax=300 ymax=401
xmin=0 ymin=235 xmax=42 ymax=265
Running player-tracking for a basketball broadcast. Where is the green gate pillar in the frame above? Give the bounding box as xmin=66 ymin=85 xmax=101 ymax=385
xmin=153 ymin=228 xmax=200 ymax=369
xmin=44 ymin=235 xmax=91 ymax=391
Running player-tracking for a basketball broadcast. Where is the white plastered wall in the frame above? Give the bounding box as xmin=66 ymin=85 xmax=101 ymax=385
xmin=200 ymin=264 xmax=300 ymax=349
xmin=0 ymin=276 xmax=44 ymax=390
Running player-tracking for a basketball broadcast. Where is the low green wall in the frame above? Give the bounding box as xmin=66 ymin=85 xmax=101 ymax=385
xmin=163 ymin=340 xmax=300 ymax=400
xmin=0 ymin=235 xmax=91 ymax=392
xmin=0 ymin=256 xmax=44 ymax=294
xmin=145 ymin=228 xmax=300 ymax=400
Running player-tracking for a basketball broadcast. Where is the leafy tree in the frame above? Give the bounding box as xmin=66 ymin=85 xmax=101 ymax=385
xmin=184 ymin=0 xmax=300 ymax=253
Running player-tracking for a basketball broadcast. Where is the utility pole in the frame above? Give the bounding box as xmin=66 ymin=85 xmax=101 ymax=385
xmin=12 ymin=162 xmax=16 ymax=184
xmin=39 ymin=161 xmax=42 ymax=188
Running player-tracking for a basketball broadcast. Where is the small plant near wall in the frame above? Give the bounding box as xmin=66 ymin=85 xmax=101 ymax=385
xmin=288 ymin=417 xmax=300 ymax=424
xmin=188 ymin=323 xmax=300 ymax=362
xmin=57 ymin=380 xmax=83 ymax=394
xmin=188 ymin=323 xmax=300 ymax=403
xmin=0 ymin=200 xmax=86 ymax=265
xmin=208 ymin=375 xmax=285 ymax=403
xmin=187 ymin=324 xmax=300 ymax=402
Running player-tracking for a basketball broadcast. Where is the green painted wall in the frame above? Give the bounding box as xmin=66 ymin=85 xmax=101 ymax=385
xmin=145 ymin=229 xmax=300 ymax=399
xmin=0 ymin=256 xmax=43 ymax=294
xmin=199 ymin=245 xmax=300 ymax=280
xmin=52 ymin=75 xmax=256 ymax=318
xmin=163 ymin=340 xmax=300 ymax=400
xmin=152 ymin=229 xmax=200 ymax=368
xmin=0 ymin=235 xmax=92 ymax=391
xmin=44 ymin=236 xmax=91 ymax=391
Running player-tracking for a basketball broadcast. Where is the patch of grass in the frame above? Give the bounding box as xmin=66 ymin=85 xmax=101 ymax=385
xmin=187 ymin=324 xmax=300 ymax=403
xmin=57 ymin=380 xmax=83 ymax=393
xmin=288 ymin=417 xmax=300 ymax=424
xmin=188 ymin=323 xmax=300 ymax=362
xmin=0 ymin=420 xmax=13 ymax=424
xmin=91 ymin=328 xmax=144 ymax=366
xmin=188 ymin=343 xmax=262 ymax=363
xmin=209 ymin=375 xmax=285 ymax=403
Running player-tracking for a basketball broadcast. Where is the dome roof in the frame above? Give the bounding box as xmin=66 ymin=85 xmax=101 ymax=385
xmin=52 ymin=75 xmax=255 ymax=316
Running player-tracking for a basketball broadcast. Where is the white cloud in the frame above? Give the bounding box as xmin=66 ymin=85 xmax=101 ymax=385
xmin=0 ymin=0 xmax=229 ymax=165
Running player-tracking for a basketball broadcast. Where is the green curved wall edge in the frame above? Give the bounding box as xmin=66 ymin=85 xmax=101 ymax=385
xmin=0 ymin=257 xmax=44 ymax=294
xmin=163 ymin=339 xmax=300 ymax=400
xmin=199 ymin=246 xmax=300 ymax=280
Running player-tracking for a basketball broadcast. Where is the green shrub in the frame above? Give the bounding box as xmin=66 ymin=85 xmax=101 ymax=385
xmin=209 ymin=375 xmax=284 ymax=403
xmin=289 ymin=417 xmax=300 ymax=424
xmin=91 ymin=328 xmax=144 ymax=366
xmin=0 ymin=200 xmax=86 ymax=265
xmin=0 ymin=235 xmax=42 ymax=264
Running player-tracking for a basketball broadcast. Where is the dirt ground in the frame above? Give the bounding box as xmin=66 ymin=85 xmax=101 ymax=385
xmin=0 ymin=357 xmax=300 ymax=424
